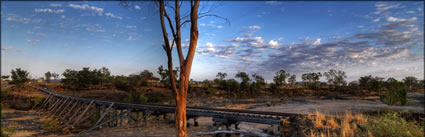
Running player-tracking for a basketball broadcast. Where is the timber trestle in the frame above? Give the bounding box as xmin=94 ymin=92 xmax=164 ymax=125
xmin=38 ymin=88 xmax=305 ymax=135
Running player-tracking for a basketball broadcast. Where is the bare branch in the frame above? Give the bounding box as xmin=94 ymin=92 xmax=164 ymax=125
xmin=198 ymin=14 xmax=230 ymax=25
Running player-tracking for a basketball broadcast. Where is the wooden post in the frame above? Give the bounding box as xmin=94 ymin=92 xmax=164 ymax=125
xmin=51 ymin=98 xmax=70 ymax=117
xmin=62 ymin=101 xmax=80 ymax=119
xmin=119 ymin=109 xmax=123 ymax=127
xmin=65 ymin=101 xmax=94 ymax=129
xmin=93 ymin=103 xmax=114 ymax=127
xmin=38 ymin=94 xmax=52 ymax=109
xmin=113 ymin=109 xmax=117 ymax=127
xmin=57 ymin=99 xmax=76 ymax=117
xmin=127 ymin=108 xmax=132 ymax=126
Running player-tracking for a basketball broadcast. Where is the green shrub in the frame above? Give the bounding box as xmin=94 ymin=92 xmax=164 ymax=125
xmin=113 ymin=76 xmax=131 ymax=91
xmin=148 ymin=94 xmax=165 ymax=103
xmin=361 ymin=112 xmax=424 ymax=137
xmin=42 ymin=118 xmax=59 ymax=131
xmin=1 ymin=89 xmax=9 ymax=99
xmin=33 ymin=96 xmax=45 ymax=107
xmin=205 ymin=88 xmax=216 ymax=95
xmin=123 ymin=93 xmax=134 ymax=103
xmin=89 ymin=112 xmax=101 ymax=124
xmin=381 ymin=81 xmax=407 ymax=106
xmin=1 ymin=128 xmax=16 ymax=137
xmin=138 ymin=93 xmax=148 ymax=103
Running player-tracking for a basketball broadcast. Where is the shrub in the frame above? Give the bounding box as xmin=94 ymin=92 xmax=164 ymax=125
xmin=138 ymin=92 xmax=148 ymax=103
xmin=148 ymin=94 xmax=165 ymax=103
xmin=113 ymin=76 xmax=131 ymax=91
xmin=1 ymin=128 xmax=16 ymax=137
xmin=42 ymin=118 xmax=59 ymax=131
xmin=10 ymin=68 xmax=29 ymax=84
xmin=381 ymin=81 xmax=407 ymax=106
xmin=33 ymin=96 xmax=45 ymax=107
xmin=1 ymin=89 xmax=9 ymax=99
xmin=123 ymin=93 xmax=135 ymax=103
xmin=205 ymin=88 xmax=216 ymax=95
xmin=89 ymin=112 xmax=101 ymax=125
xmin=361 ymin=112 xmax=424 ymax=137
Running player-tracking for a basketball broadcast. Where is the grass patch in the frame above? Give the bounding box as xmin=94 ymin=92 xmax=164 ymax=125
xmin=41 ymin=118 xmax=59 ymax=131
xmin=1 ymin=128 xmax=16 ymax=137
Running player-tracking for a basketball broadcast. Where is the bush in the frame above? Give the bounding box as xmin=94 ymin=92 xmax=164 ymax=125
xmin=148 ymin=94 xmax=165 ymax=103
xmin=89 ymin=112 xmax=101 ymax=125
xmin=1 ymin=128 xmax=16 ymax=137
xmin=42 ymin=118 xmax=59 ymax=131
xmin=10 ymin=68 xmax=29 ymax=84
xmin=138 ymin=92 xmax=148 ymax=103
xmin=33 ymin=96 xmax=45 ymax=107
xmin=361 ymin=112 xmax=424 ymax=137
xmin=205 ymin=88 xmax=216 ymax=95
xmin=123 ymin=93 xmax=135 ymax=103
xmin=1 ymin=89 xmax=9 ymax=99
xmin=113 ymin=76 xmax=131 ymax=91
xmin=381 ymin=81 xmax=407 ymax=106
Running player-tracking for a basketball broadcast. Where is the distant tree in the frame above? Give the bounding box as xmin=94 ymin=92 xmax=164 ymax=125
xmin=216 ymin=72 xmax=227 ymax=80
xmin=250 ymin=74 xmax=265 ymax=96
xmin=382 ymin=79 xmax=407 ymax=106
xmin=273 ymin=70 xmax=290 ymax=86
xmin=62 ymin=67 xmax=111 ymax=89
xmin=45 ymin=71 xmax=52 ymax=82
xmin=402 ymin=76 xmax=418 ymax=91
xmin=157 ymin=65 xmax=179 ymax=87
xmin=52 ymin=73 xmax=59 ymax=80
xmin=359 ymin=75 xmax=384 ymax=92
xmin=139 ymin=70 xmax=153 ymax=78
xmin=235 ymin=72 xmax=250 ymax=91
xmin=324 ymin=69 xmax=347 ymax=91
xmin=288 ymin=74 xmax=296 ymax=87
xmin=301 ymin=72 xmax=322 ymax=90
xmin=225 ymin=79 xmax=240 ymax=97
xmin=1 ymin=75 xmax=10 ymax=80
xmin=10 ymin=68 xmax=30 ymax=84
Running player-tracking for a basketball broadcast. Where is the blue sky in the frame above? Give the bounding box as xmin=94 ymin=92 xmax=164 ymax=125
xmin=1 ymin=1 xmax=424 ymax=82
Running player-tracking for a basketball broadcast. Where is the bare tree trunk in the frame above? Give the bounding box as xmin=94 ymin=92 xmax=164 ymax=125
xmin=158 ymin=0 xmax=200 ymax=136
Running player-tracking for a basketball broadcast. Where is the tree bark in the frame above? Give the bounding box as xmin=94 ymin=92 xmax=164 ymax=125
xmin=158 ymin=0 xmax=200 ymax=136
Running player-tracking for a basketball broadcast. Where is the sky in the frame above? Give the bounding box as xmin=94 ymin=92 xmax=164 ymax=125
xmin=1 ymin=1 xmax=424 ymax=82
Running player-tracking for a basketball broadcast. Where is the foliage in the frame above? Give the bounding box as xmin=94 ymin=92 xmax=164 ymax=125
xmin=10 ymin=68 xmax=30 ymax=84
xmin=288 ymin=74 xmax=297 ymax=87
xmin=403 ymin=76 xmax=419 ymax=90
xmin=235 ymin=72 xmax=250 ymax=91
xmin=139 ymin=70 xmax=153 ymax=78
xmin=324 ymin=69 xmax=347 ymax=91
xmin=381 ymin=79 xmax=407 ymax=106
xmin=1 ymin=127 xmax=16 ymax=137
xmin=42 ymin=118 xmax=59 ymax=131
xmin=216 ymin=72 xmax=227 ymax=80
xmin=202 ymin=79 xmax=213 ymax=88
xmin=62 ymin=67 xmax=111 ymax=90
xmin=157 ymin=65 xmax=179 ymax=87
xmin=90 ymin=112 xmax=101 ymax=125
xmin=273 ymin=69 xmax=290 ymax=86
xmin=123 ymin=93 xmax=135 ymax=103
xmin=148 ymin=93 xmax=165 ymax=103
xmin=205 ymin=88 xmax=216 ymax=95
xmin=361 ymin=112 xmax=424 ymax=137
xmin=33 ymin=96 xmax=45 ymax=107
xmin=359 ymin=75 xmax=384 ymax=92
xmin=250 ymin=74 xmax=265 ymax=96
xmin=45 ymin=71 xmax=52 ymax=82
xmin=302 ymin=72 xmax=322 ymax=90
xmin=113 ymin=75 xmax=131 ymax=91
xmin=138 ymin=92 xmax=148 ymax=103
xmin=224 ymin=79 xmax=240 ymax=93
xmin=1 ymin=89 xmax=9 ymax=99
xmin=1 ymin=75 xmax=10 ymax=80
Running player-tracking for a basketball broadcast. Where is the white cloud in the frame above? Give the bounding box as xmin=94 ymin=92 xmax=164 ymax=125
xmin=49 ymin=4 xmax=62 ymax=7
xmin=126 ymin=25 xmax=136 ymax=29
xmin=1 ymin=46 xmax=13 ymax=51
xmin=105 ymin=13 xmax=122 ymax=19
xmin=248 ymin=25 xmax=261 ymax=30
xmin=268 ymin=40 xmax=279 ymax=49
xmin=26 ymin=40 xmax=40 ymax=44
xmin=217 ymin=25 xmax=223 ymax=29
xmin=127 ymin=36 xmax=136 ymax=40
xmin=312 ymin=38 xmax=321 ymax=45
xmin=134 ymin=5 xmax=141 ymax=10
xmin=387 ymin=16 xmax=406 ymax=22
xmin=372 ymin=18 xmax=380 ymax=22
xmin=69 ymin=4 xmax=103 ymax=15
xmin=35 ymin=8 xmax=64 ymax=13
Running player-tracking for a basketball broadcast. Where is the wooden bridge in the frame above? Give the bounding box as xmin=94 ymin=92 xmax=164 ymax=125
xmin=37 ymin=88 xmax=306 ymax=135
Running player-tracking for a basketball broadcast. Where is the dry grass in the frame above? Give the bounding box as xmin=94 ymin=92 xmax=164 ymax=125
xmin=307 ymin=111 xmax=368 ymax=137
